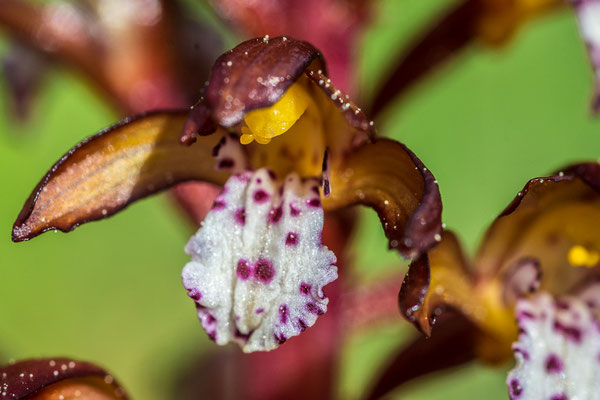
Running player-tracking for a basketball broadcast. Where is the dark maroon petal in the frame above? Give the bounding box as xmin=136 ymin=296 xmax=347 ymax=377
xmin=180 ymin=100 xmax=217 ymax=145
xmin=370 ymin=0 xmax=483 ymax=116
xmin=474 ymin=162 xmax=600 ymax=296
xmin=210 ymin=0 xmax=370 ymax=93
xmin=12 ymin=111 xmax=230 ymax=242
xmin=205 ymin=36 xmax=326 ymax=127
xmin=365 ymin=313 xmax=477 ymax=400
xmin=398 ymin=254 xmax=432 ymax=334
xmin=398 ymin=230 xmax=478 ymax=335
xmin=323 ymin=138 xmax=443 ymax=259
xmin=0 ymin=358 xmax=127 ymax=399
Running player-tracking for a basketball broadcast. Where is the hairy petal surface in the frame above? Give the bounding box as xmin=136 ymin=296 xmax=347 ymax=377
xmin=507 ymin=293 xmax=600 ymax=400
xmin=571 ymin=0 xmax=600 ymax=112
xmin=323 ymin=138 xmax=442 ymax=259
xmin=0 ymin=358 xmax=127 ymax=399
xmin=12 ymin=111 xmax=229 ymax=241
xmin=182 ymin=169 xmax=337 ymax=352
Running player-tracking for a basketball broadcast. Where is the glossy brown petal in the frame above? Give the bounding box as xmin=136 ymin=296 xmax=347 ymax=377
xmin=397 ymin=231 xmax=480 ymax=335
xmin=0 ymin=358 xmax=127 ymax=399
xmin=211 ymin=0 xmax=370 ymax=93
xmin=322 ymin=138 xmax=442 ymax=259
xmin=205 ymin=36 xmax=326 ymax=127
xmin=475 ymin=163 xmax=600 ymax=296
xmin=13 ymin=111 xmax=229 ymax=242
xmin=365 ymin=313 xmax=477 ymax=400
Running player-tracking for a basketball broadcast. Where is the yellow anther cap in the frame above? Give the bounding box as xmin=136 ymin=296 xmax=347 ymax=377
xmin=567 ymin=245 xmax=599 ymax=268
xmin=240 ymin=83 xmax=309 ymax=145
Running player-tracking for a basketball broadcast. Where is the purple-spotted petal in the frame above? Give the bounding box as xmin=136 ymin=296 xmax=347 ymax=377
xmin=182 ymin=168 xmax=337 ymax=352
xmin=507 ymin=292 xmax=600 ymax=399
xmin=571 ymin=0 xmax=600 ymax=113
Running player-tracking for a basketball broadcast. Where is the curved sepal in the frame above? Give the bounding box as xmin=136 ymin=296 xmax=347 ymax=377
xmin=13 ymin=111 xmax=229 ymax=242
xmin=0 ymin=358 xmax=127 ymax=399
xmin=322 ymin=138 xmax=443 ymax=259
xmin=474 ymin=163 xmax=600 ymax=295
xmin=398 ymin=231 xmax=479 ymax=335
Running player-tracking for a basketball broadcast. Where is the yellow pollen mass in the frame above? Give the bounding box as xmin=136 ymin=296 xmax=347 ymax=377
xmin=567 ymin=245 xmax=600 ymax=268
xmin=240 ymin=83 xmax=309 ymax=145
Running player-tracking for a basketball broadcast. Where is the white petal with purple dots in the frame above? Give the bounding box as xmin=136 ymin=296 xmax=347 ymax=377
xmin=571 ymin=0 xmax=600 ymax=112
xmin=507 ymin=292 xmax=600 ymax=400
xmin=182 ymin=168 xmax=337 ymax=352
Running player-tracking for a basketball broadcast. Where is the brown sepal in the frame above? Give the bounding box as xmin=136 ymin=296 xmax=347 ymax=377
xmin=305 ymin=68 xmax=375 ymax=140
xmin=13 ymin=111 xmax=229 ymax=242
xmin=205 ymin=36 xmax=326 ymax=127
xmin=475 ymin=162 xmax=600 ymax=288
xmin=0 ymin=358 xmax=127 ymax=399
xmin=398 ymin=254 xmax=432 ymax=335
xmin=323 ymin=139 xmax=443 ymax=259
xmin=180 ymin=100 xmax=217 ymax=145
xmin=365 ymin=312 xmax=477 ymax=400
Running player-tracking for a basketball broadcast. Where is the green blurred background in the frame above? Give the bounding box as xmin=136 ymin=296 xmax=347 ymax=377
xmin=0 ymin=0 xmax=598 ymax=398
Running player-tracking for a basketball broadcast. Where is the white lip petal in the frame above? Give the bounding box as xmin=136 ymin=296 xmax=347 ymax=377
xmin=182 ymin=168 xmax=337 ymax=352
xmin=572 ymin=0 xmax=600 ymax=112
xmin=506 ymin=292 xmax=600 ymax=400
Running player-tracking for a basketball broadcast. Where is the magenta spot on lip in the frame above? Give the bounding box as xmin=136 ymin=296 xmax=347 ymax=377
xmin=509 ymin=378 xmax=522 ymax=399
xmin=256 ymin=307 xmax=264 ymax=314
xmin=307 ymin=198 xmax=321 ymax=208
xmin=290 ymin=203 xmax=301 ymax=216
xmin=256 ymin=177 xmax=262 ymax=184
xmin=254 ymin=258 xmax=275 ymax=283
xmin=212 ymin=200 xmax=226 ymax=210
xmin=234 ymin=328 xmax=252 ymax=342
xmin=518 ymin=311 xmax=536 ymax=320
xmin=254 ymin=189 xmax=270 ymax=203
xmin=286 ymin=232 xmax=299 ymax=246
xmin=217 ymin=158 xmax=235 ymax=169
xmin=553 ymin=320 xmax=582 ymax=343
xmin=514 ymin=348 xmax=530 ymax=361
xmin=279 ymin=304 xmax=288 ymax=324
xmin=555 ymin=300 xmax=570 ymax=310
xmin=269 ymin=206 xmax=283 ymax=224
xmin=306 ymin=302 xmax=324 ymax=315
xmin=235 ymin=208 xmax=246 ymax=225
xmin=545 ymin=354 xmax=563 ymax=373
xmin=550 ymin=395 xmax=568 ymax=400
xmin=274 ymin=333 xmax=287 ymax=345
xmin=187 ymin=288 xmax=202 ymax=301
xmin=299 ymin=282 xmax=311 ymax=295
xmin=237 ymin=259 xmax=252 ymax=280
xmin=298 ymin=319 xmax=307 ymax=332
xmin=206 ymin=314 xmax=217 ymax=324
xmin=207 ymin=331 xmax=217 ymax=342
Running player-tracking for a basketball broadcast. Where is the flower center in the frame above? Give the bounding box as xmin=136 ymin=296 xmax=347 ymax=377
xmin=240 ymin=83 xmax=309 ymax=145
xmin=181 ymin=168 xmax=337 ymax=352
xmin=567 ymin=245 xmax=599 ymax=268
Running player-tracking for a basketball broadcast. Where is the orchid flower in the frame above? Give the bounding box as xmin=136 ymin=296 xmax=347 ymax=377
xmin=369 ymin=162 xmax=600 ymax=399
xmin=0 ymin=358 xmax=127 ymax=399
xmin=11 ymin=37 xmax=442 ymax=354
